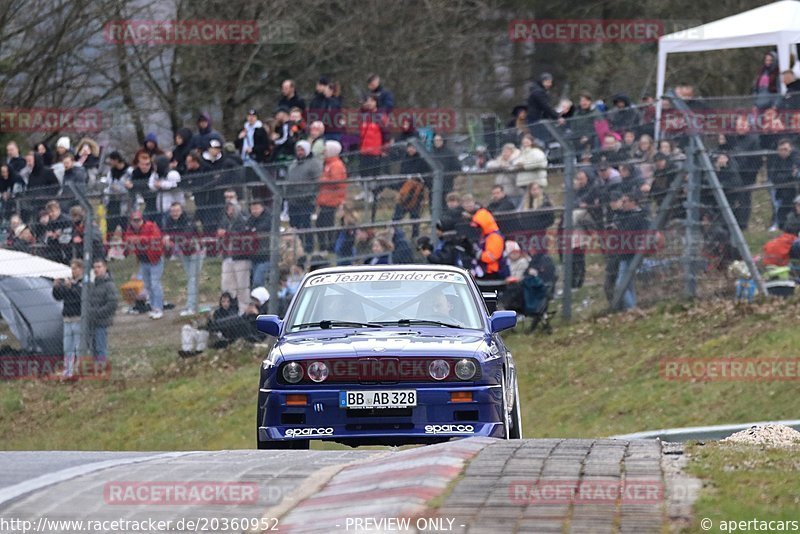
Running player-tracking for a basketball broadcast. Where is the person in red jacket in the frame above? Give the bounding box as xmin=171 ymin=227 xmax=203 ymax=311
xmin=464 ymin=204 xmax=509 ymax=280
xmin=359 ymin=95 xmax=389 ymax=221
xmin=124 ymin=210 xmax=165 ymax=319
xmin=761 ymin=231 xmax=798 ymax=267
xmin=317 ymin=140 xmax=348 ymax=252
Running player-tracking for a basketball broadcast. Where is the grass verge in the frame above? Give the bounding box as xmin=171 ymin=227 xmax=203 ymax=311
xmin=685 ymin=441 xmax=800 ymax=532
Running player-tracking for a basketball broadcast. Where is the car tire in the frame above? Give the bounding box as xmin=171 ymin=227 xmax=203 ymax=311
xmin=508 ymin=378 xmax=523 ymax=439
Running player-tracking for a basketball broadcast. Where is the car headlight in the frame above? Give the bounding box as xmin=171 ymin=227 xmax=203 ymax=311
xmin=282 ymin=362 xmax=304 ymax=383
xmin=454 ymin=359 xmax=477 ymax=380
xmin=307 ymin=361 xmax=329 ymax=383
xmin=428 ymin=359 xmax=450 ymax=381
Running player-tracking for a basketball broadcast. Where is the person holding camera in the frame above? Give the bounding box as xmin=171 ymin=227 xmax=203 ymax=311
xmin=52 ymin=259 xmax=84 ymax=379
xmin=417 ymin=219 xmax=469 ymax=268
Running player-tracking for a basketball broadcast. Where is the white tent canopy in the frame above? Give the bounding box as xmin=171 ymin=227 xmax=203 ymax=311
xmin=0 ymin=249 xmax=71 ymax=279
xmin=655 ymin=0 xmax=800 ymax=139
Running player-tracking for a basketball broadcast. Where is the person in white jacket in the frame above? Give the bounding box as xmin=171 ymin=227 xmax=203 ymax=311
xmin=514 ymin=133 xmax=548 ymax=195
xmin=150 ymin=154 xmax=184 ymax=227
xmin=486 ymin=143 xmax=522 ymax=203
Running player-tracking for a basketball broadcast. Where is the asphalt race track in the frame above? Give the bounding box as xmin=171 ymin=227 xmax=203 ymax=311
xmin=0 ymin=438 xmax=697 ymax=533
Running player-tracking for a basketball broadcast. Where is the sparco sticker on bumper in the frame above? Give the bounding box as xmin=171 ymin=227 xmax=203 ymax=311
xmin=284 ymin=427 xmax=334 ymax=437
xmin=424 ymin=424 xmax=475 ymax=434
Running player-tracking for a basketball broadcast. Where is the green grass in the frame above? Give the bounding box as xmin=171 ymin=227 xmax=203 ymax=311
xmin=2 ymin=294 xmax=800 ymax=450
xmin=512 ymin=296 xmax=800 ymax=438
xmin=685 ymin=441 xmax=800 ymax=532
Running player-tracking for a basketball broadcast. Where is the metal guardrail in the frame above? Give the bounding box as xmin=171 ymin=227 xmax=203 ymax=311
xmin=611 ymin=419 xmax=800 ymax=442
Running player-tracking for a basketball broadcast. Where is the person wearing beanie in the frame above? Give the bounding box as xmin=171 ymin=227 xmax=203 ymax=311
xmin=10 ymin=223 xmax=35 ymax=253
xmin=55 ymin=136 xmax=72 ymax=157
xmin=316 ymin=140 xmax=347 ymax=252
xmin=504 ymin=240 xmax=529 ymax=282
xmin=190 ymin=112 xmax=220 ymax=151
xmin=286 ymin=139 xmax=322 ymax=251
xmin=142 ymin=132 xmax=165 ymax=157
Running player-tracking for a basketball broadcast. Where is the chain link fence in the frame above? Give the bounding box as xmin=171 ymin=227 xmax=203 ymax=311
xmin=2 ymin=94 xmax=800 ymax=378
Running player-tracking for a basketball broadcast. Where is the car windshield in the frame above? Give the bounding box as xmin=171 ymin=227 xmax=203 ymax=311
xmin=285 ymin=270 xmax=484 ymax=331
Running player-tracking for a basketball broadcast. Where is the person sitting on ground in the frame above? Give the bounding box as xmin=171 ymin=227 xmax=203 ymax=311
xmin=180 ymin=291 xmax=236 ymax=357
xmin=207 ymin=287 xmax=270 ymax=348
xmin=505 ymin=240 xmax=530 ymax=282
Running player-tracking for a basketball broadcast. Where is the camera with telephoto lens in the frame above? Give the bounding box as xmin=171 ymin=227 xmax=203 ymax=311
xmin=416 ymin=236 xmax=433 ymax=253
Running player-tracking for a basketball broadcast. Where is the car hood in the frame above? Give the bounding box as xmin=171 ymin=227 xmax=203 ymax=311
xmin=274 ymin=329 xmax=491 ymax=361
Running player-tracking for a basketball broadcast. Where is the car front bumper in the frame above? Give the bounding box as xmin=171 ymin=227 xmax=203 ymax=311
xmin=258 ymin=384 xmax=506 ymax=442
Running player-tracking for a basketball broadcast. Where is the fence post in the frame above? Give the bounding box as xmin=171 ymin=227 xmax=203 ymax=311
xmin=542 ymin=121 xmax=573 ymax=323
xmin=68 ymin=183 xmax=93 ymax=357
xmin=411 ymin=138 xmax=443 ymax=241
xmin=668 ymin=94 xmax=767 ymax=298
xmin=249 ymin=164 xmax=283 ymax=315
xmin=683 ymin=137 xmax=700 ymax=299
xmin=542 ymin=121 xmax=575 ymax=321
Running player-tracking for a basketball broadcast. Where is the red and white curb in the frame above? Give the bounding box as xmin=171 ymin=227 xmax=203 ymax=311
xmin=276 ymin=437 xmax=495 ymax=533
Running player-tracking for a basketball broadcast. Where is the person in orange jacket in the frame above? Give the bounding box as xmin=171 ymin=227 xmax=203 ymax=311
xmin=316 ymin=140 xmax=348 ymax=251
xmin=463 ymin=201 xmax=509 ymax=280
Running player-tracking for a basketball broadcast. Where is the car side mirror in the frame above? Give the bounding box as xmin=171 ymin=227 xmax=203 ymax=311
xmin=489 ymin=310 xmax=516 ymax=333
xmin=256 ymin=315 xmax=282 ymax=337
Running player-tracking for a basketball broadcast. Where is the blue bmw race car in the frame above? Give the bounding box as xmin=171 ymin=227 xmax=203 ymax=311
xmin=256 ymin=265 xmax=521 ymax=449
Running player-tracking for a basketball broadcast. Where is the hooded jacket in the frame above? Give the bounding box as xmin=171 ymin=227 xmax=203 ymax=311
xmin=142 ymin=132 xmax=165 ymax=157
xmin=27 ymin=153 xmax=59 ymax=191
xmin=191 ymin=113 xmax=220 ymax=151
xmin=171 ymin=128 xmax=194 ymax=173
xmin=471 ymin=208 xmax=505 ymax=275
xmin=75 ymin=137 xmax=100 ymax=169
xmin=762 ymin=232 xmax=798 ymax=267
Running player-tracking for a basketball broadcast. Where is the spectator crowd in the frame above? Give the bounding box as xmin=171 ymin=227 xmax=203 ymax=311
xmin=4 ymin=54 xmax=800 ymax=372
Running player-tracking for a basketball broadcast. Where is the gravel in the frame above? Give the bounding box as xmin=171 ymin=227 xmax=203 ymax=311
xmin=721 ymin=424 xmax=800 ymax=447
